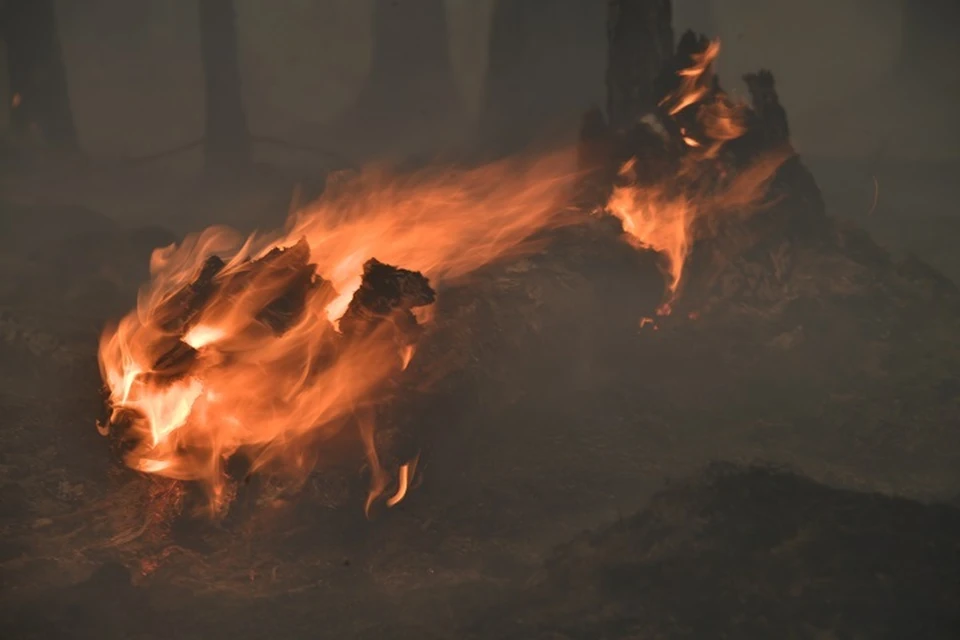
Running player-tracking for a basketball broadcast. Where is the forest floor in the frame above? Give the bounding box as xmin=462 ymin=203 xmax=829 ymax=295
xmin=0 ymin=158 xmax=958 ymax=639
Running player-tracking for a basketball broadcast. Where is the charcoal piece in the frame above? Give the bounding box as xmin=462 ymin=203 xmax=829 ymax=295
xmin=249 ymin=238 xmax=330 ymax=335
xmin=252 ymin=236 xmax=310 ymax=273
xmin=156 ymin=254 xmax=225 ymax=333
xmin=255 ymin=266 xmax=318 ymax=335
xmin=339 ymin=258 xmax=436 ymax=341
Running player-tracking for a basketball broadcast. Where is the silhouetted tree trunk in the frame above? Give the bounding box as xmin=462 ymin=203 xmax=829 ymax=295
xmin=1 ymin=0 xmax=78 ymax=150
xmin=334 ymin=0 xmax=463 ymax=158
xmin=606 ymin=0 xmax=673 ymax=130
xmin=477 ymin=0 xmax=604 ymax=157
xmin=198 ymin=0 xmax=250 ymax=170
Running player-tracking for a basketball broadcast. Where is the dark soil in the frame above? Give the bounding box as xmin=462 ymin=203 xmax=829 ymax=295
xmin=0 ymin=191 xmax=958 ymax=638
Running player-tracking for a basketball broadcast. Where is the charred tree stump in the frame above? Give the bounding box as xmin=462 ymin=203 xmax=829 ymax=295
xmin=1 ymin=0 xmax=78 ymax=150
xmin=198 ymin=0 xmax=250 ymax=172
xmin=605 ymin=0 xmax=674 ymax=130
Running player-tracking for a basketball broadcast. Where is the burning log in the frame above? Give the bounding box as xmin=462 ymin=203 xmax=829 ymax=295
xmin=148 ymin=237 xmax=333 ymax=382
xmin=154 ymin=255 xmax=225 ymax=334
xmin=96 ymin=150 xmax=578 ymax=518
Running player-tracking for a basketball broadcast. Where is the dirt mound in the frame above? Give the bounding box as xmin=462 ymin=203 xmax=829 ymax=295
xmin=475 ymin=464 xmax=960 ymax=639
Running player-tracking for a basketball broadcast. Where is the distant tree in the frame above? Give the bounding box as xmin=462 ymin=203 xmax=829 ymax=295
xmin=477 ymin=0 xmax=605 ymax=157
xmin=198 ymin=0 xmax=250 ymax=171
xmin=476 ymin=0 xmax=539 ymax=156
xmin=334 ymin=0 xmax=463 ymax=158
xmin=0 ymin=0 xmax=78 ymax=150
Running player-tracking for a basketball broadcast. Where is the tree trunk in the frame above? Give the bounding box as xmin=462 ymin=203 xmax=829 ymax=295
xmin=606 ymin=0 xmax=674 ymax=130
xmin=1 ymin=0 xmax=78 ymax=150
xmin=477 ymin=0 xmax=604 ymax=157
xmin=333 ymin=0 xmax=463 ymax=158
xmin=198 ymin=0 xmax=250 ymax=171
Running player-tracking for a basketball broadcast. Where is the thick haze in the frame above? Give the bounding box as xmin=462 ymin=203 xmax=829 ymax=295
xmin=1 ymin=0 xmax=957 ymax=165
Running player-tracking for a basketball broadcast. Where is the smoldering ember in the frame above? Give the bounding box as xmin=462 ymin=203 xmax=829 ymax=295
xmin=1 ymin=2 xmax=958 ymax=639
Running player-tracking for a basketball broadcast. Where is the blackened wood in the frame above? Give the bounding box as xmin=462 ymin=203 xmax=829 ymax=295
xmin=339 ymin=259 xmax=435 ymax=343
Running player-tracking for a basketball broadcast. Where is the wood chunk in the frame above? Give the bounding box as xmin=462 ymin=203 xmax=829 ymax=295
xmin=156 ymin=254 xmax=225 ymax=333
xmin=339 ymin=258 xmax=436 ymax=342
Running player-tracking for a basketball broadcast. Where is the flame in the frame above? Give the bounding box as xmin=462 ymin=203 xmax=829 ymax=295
xmin=386 ymin=455 xmax=419 ymax=508
xmin=660 ymin=40 xmax=747 ymax=160
xmin=607 ymin=39 xmax=788 ymax=307
xmin=400 ymin=345 xmax=415 ymax=371
xmin=99 ymin=151 xmax=578 ymax=515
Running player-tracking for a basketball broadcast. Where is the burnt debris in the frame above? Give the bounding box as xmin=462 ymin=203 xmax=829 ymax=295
xmin=339 ymin=258 xmax=436 ymax=343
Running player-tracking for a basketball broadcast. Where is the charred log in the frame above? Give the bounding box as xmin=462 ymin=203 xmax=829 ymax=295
xmin=340 ymin=258 xmax=435 ymax=344
xmin=156 ymin=255 xmax=225 ymax=333
xmin=245 ymin=238 xmax=327 ymax=335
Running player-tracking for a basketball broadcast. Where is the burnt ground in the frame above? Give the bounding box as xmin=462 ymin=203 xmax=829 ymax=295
xmin=0 ymin=173 xmax=959 ymax=639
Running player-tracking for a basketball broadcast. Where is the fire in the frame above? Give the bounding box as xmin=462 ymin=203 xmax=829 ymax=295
xmin=98 ymin=152 xmax=578 ymax=515
xmin=386 ymin=455 xmax=419 ymax=508
xmin=606 ymin=39 xmax=787 ymax=308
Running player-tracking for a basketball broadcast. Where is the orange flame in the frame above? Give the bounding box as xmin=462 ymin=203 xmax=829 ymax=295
xmin=659 ymin=40 xmax=747 ymax=160
xmin=386 ymin=455 xmax=419 ymax=508
xmin=98 ymin=151 xmax=579 ymax=515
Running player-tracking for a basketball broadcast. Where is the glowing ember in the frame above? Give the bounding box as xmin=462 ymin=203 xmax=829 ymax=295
xmin=98 ymin=152 xmax=579 ymax=515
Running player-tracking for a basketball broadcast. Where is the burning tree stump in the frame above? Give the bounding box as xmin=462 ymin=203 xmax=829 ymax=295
xmin=590 ymin=17 xmax=845 ymax=315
